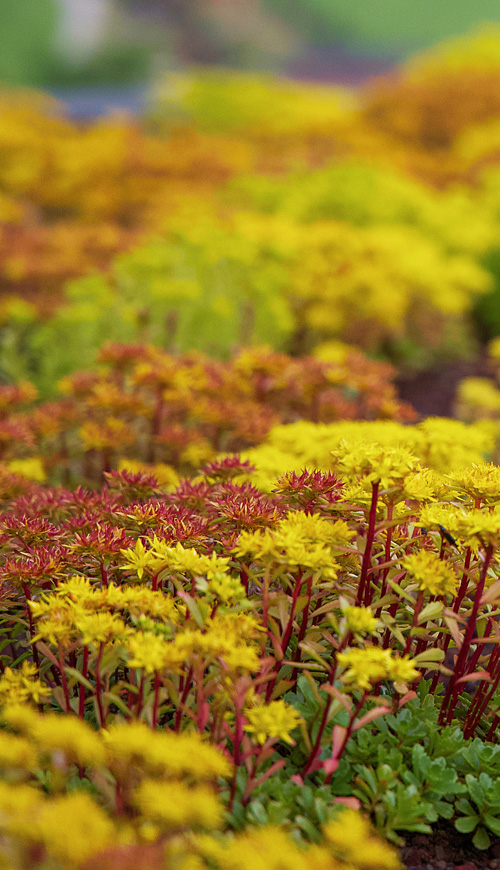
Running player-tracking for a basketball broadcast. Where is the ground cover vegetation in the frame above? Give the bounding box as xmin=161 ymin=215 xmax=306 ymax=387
xmin=7 ymin=28 xmax=500 ymax=390
xmin=4 ymin=24 xmax=500 ymax=869
xmin=0 ymin=342 xmax=498 ymax=866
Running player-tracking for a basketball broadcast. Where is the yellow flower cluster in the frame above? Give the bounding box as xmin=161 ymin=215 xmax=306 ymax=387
xmin=0 ymin=707 xmax=236 ymax=866
xmin=331 ymin=440 xmax=421 ymax=492
xmin=125 ymin=611 xmax=261 ymax=676
xmin=243 ymin=418 xmax=495 ymax=491
xmin=402 ymin=551 xmax=457 ymax=598
xmin=457 ymin=377 xmax=500 ymax=420
xmin=456 ymin=342 xmax=500 ymax=445
xmin=324 ymin=808 xmax=402 ymax=870
xmin=0 ymin=785 xmax=115 ymax=866
xmin=0 ymin=661 xmax=50 ymax=705
xmin=199 ymin=810 xmax=401 ymax=870
xmin=29 ymin=585 xmax=130 ymax=648
xmin=120 ymin=539 xmax=231 ymax=582
xmin=336 ymin=647 xmax=419 ymax=692
xmin=151 ymin=540 xmax=231 ymax=579
xmin=29 ymin=573 xmax=261 ymax=684
xmin=235 ymin=511 xmax=351 ymax=580
xmin=343 ymin=605 xmax=379 ymax=636
xmin=133 ymin=778 xmax=223 ymax=831
xmin=244 ymin=698 xmax=303 ymax=745
xmin=102 ymin=720 xmax=231 ymax=780
xmin=457 ymin=508 xmax=500 ymax=550
xmin=445 ymin=463 xmax=500 ymax=506
xmin=0 ymin=698 xmax=401 ymax=870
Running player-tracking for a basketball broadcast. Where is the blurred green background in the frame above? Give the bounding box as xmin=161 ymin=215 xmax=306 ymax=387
xmin=3 ymin=0 xmax=500 ymax=90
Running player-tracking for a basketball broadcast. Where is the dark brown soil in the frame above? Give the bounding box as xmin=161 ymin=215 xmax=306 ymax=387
xmin=396 ymin=355 xmax=492 ymax=417
xmin=401 ymin=821 xmax=500 ymax=870
xmin=396 ymin=358 xmax=492 ymax=419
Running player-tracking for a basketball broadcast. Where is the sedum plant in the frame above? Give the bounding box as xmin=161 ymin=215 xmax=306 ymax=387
xmin=0 ymin=365 xmax=500 ymax=854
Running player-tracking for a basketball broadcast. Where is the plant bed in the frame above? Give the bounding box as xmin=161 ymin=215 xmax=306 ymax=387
xmin=401 ymin=821 xmax=500 ymax=870
xmin=0 ymin=346 xmax=499 ymax=866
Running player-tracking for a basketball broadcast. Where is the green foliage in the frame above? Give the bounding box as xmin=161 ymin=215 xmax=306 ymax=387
xmin=0 ymin=230 xmax=295 ymax=395
xmin=236 ymin=685 xmax=500 ymax=847
xmin=455 ymin=773 xmax=500 ymax=848
xmin=0 ymin=0 xmax=58 ymax=86
xmin=264 ymin=0 xmax=500 ymax=54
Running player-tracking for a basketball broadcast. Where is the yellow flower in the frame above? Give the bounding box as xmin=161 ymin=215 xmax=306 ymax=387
xmin=79 ymin=416 xmax=134 ymax=451
xmin=120 ymin=539 xmax=160 ymax=580
xmin=172 ymin=627 xmax=261 ymax=673
xmin=235 ymin=511 xmax=348 ymax=580
xmin=416 ymin=418 xmax=494 ymax=474
xmin=198 ymin=825 xmax=317 ymax=870
xmin=36 ymin=792 xmax=115 ymax=865
xmin=74 ymin=610 xmax=128 ymax=645
xmin=337 ymin=647 xmax=392 ymax=691
xmin=445 ymin=463 xmax=500 ymax=506
xmin=29 ymin=599 xmax=79 ymax=647
xmin=331 ymin=440 xmax=421 ymax=492
xmin=244 ymin=699 xmax=303 ymax=745
xmin=211 ymin=611 xmax=262 ymax=640
xmin=457 ymin=507 xmax=500 ymax=549
xmin=402 ymin=469 xmax=439 ymax=502
xmin=134 ymin=779 xmax=223 ymax=829
xmin=205 ymin=572 xmax=246 ymax=604
xmin=245 ymin=418 xmax=493 ymax=486
xmin=152 ymin=540 xmax=230 ymax=578
xmin=220 ymin=644 xmax=261 ymax=672
xmin=343 ymin=605 xmax=379 ymax=636
xmin=7 ymin=457 xmax=46 ymax=482
xmin=54 ymin=575 xmax=105 ymax=609
xmin=402 ymin=550 xmax=458 ymax=597
xmin=324 ymin=808 xmax=402 ymax=870
xmin=30 ymin=713 xmax=105 ymax=768
xmin=103 ymin=722 xmax=231 ymax=780
xmin=417 ymin=504 xmax=465 ymax=540
xmin=0 ymin=731 xmax=36 ymax=769
xmin=0 ymin=704 xmax=38 ymax=733
xmin=337 ymin=648 xmax=419 ymax=691
xmin=0 ymin=661 xmax=50 ymax=705
xmin=0 ymin=782 xmax=42 ymax=836
xmin=106 ymin=583 xmax=179 ymax=621
xmin=456 ymin=377 xmax=500 ymax=418
xmin=126 ymin=632 xmax=187 ymax=673
xmin=387 ymin=656 xmax=421 ymax=686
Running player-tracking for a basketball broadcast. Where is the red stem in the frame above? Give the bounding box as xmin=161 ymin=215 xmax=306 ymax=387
xmin=302 ymin=632 xmax=353 ymax=777
xmin=79 ymin=645 xmax=89 ymax=718
xmin=228 ymin=702 xmax=245 ymax=813
xmin=22 ymin=582 xmax=39 ymax=669
xmin=136 ymin=673 xmax=145 ymax=718
xmin=439 ymin=545 xmax=493 ymax=726
xmin=58 ymin=644 xmax=71 ymax=714
xmin=265 ymin=571 xmax=304 ymax=702
xmin=403 ymin=590 xmax=425 ymax=656
xmin=95 ymin=642 xmax=105 ymax=727
xmin=464 ymin=635 xmax=500 ymax=738
xmin=357 ymin=481 xmax=380 ymax=607
xmin=430 ymin=547 xmax=474 ymax=694
xmin=174 ymin=666 xmax=193 ymax=731
xmin=292 ymin=575 xmax=313 ymax=664
xmin=378 ymin=505 xmax=394 ymax=603
xmin=324 ymin=690 xmax=370 ymax=785
xmin=152 ymin=672 xmax=161 ymax=728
